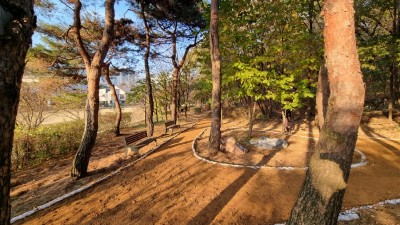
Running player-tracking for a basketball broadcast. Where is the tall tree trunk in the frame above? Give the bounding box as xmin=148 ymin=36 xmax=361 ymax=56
xmin=389 ymin=66 xmax=394 ymax=121
xmin=169 ymin=23 xmax=198 ymax=124
xmin=140 ymin=2 xmax=154 ymax=136
xmin=71 ymin=68 xmax=101 ymax=177
xmin=316 ymin=64 xmax=329 ymax=128
xmin=165 ymin=102 xmax=168 ymax=121
xmin=208 ymin=0 xmax=222 ymax=154
xmin=248 ymin=99 xmax=256 ymax=138
xmin=171 ymin=65 xmax=179 ymax=124
xmin=70 ymin=0 xmax=115 ymax=178
xmin=144 ymin=99 xmax=147 ymax=126
xmin=155 ymin=100 xmax=159 ymax=122
xmin=104 ymin=64 xmax=122 ymax=136
xmin=395 ymin=0 xmax=400 ymax=108
xmin=0 ymin=2 xmax=35 ymax=224
xmin=287 ymin=1 xmax=365 ymax=224
xmin=390 ymin=0 xmax=398 ymax=121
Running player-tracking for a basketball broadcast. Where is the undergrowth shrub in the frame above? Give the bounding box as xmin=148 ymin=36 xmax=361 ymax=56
xmin=12 ymin=112 xmax=133 ymax=170
xmin=12 ymin=120 xmax=84 ymax=170
xmin=98 ymin=112 xmax=132 ymax=133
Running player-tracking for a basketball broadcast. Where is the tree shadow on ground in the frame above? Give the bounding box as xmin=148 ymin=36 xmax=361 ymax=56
xmin=186 ymin=150 xmax=279 ymax=225
xmin=360 ymin=118 xmax=400 ymax=157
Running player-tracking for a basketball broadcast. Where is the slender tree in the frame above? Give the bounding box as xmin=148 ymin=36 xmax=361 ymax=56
xmin=169 ymin=28 xmax=199 ymax=124
xmin=138 ymin=0 xmax=204 ymax=124
xmin=103 ymin=64 xmax=122 ymax=136
xmin=0 ymin=1 xmax=35 ymax=224
xmin=208 ymin=0 xmax=222 ymax=154
xmin=287 ymin=0 xmax=365 ymax=224
xmin=139 ymin=1 xmax=155 ymax=136
xmin=70 ymin=0 xmax=115 ymax=178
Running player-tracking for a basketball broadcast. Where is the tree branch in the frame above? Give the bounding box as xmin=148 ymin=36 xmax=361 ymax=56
xmin=70 ymin=0 xmax=92 ymax=67
xmin=92 ymin=0 xmax=116 ymax=66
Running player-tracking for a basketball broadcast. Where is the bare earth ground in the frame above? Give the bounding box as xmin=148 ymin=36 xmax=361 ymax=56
xmin=11 ymin=113 xmax=400 ymax=225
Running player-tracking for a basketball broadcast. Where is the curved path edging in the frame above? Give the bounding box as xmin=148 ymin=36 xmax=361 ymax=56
xmin=192 ymin=128 xmax=367 ymax=170
xmin=11 ymin=123 xmax=197 ymax=224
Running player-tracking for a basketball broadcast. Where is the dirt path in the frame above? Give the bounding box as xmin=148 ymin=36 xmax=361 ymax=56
xmin=13 ymin=119 xmax=400 ymax=225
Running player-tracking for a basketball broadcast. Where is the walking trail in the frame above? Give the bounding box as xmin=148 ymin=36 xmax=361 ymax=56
xmin=12 ymin=118 xmax=400 ymax=225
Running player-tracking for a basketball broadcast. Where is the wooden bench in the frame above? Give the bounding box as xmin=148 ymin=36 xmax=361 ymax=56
xmin=165 ymin=120 xmax=181 ymax=134
xmin=124 ymin=131 xmax=157 ymax=157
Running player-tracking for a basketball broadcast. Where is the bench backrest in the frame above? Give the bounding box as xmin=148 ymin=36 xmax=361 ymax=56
xmin=125 ymin=131 xmax=148 ymax=145
xmin=165 ymin=121 xmax=175 ymax=127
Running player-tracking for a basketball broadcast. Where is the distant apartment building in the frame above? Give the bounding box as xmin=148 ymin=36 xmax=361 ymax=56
xmin=99 ymin=86 xmax=129 ymax=107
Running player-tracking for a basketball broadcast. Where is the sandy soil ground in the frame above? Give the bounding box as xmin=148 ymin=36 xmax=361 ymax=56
xmin=10 ymin=113 xmax=400 ymax=225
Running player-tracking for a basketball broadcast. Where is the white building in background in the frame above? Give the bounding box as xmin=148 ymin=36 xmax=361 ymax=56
xmin=99 ymin=86 xmax=129 ymax=107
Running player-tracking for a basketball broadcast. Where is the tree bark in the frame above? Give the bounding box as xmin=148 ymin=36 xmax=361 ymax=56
xmin=165 ymin=102 xmax=168 ymax=121
xmin=208 ymin=0 xmax=222 ymax=154
xmin=171 ymin=65 xmax=179 ymax=124
xmin=394 ymin=0 xmax=400 ymax=108
xmin=389 ymin=65 xmax=395 ymax=121
xmin=140 ymin=2 xmax=154 ymax=136
xmin=316 ymin=63 xmax=329 ymax=128
xmin=287 ymin=1 xmax=365 ymax=224
xmin=70 ymin=0 xmax=115 ymax=178
xmin=248 ymin=99 xmax=256 ymax=138
xmin=0 ymin=1 xmax=35 ymax=224
xmin=389 ymin=0 xmax=398 ymax=121
xmin=155 ymin=100 xmax=159 ymax=122
xmin=104 ymin=64 xmax=122 ymax=136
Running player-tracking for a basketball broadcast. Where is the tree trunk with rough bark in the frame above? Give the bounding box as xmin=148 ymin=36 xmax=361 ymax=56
xmin=171 ymin=66 xmax=179 ymax=124
xmin=287 ymin=1 xmax=365 ymax=224
xmin=248 ymin=99 xmax=256 ymax=138
xmin=71 ymin=68 xmax=101 ymax=177
xmin=155 ymin=100 xmax=159 ymax=122
xmin=104 ymin=64 xmax=122 ymax=136
xmin=70 ymin=0 xmax=115 ymax=178
xmin=165 ymin=103 xmax=168 ymax=121
xmin=208 ymin=0 xmax=222 ymax=154
xmin=140 ymin=2 xmax=154 ymax=136
xmin=389 ymin=66 xmax=395 ymax=121
xmin=394 ymin=0 xmax=400 ymax=108
xmin=0 ymin=1 xmax=35 ymax=223
xmin=316 ymin=64 xmax=328 ymax=128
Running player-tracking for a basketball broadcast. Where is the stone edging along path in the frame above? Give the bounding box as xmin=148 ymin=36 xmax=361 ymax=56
xmin=11 ymin=123 xmax=197 ymax=224
xmin=191 ymin=128 xmax=400 ymax=223
xmin=191 ymin=128 xmax=367 ymax=170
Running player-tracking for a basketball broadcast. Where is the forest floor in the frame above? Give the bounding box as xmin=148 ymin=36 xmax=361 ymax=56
xmin=10 ymin=111 xmax=400 ymax=225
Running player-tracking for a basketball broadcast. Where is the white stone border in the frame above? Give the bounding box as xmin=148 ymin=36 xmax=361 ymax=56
xmin=11 ymin=123 xmax=196 ymax=224
xmin=338 ymin=198 xmax=400 ymax=221
xmin=192 ymin=129 xmax=367 ymax=170
xmin=275 ymin=198 xmax=400 ymax=224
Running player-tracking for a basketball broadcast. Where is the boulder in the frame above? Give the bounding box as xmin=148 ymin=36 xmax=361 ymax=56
xmin=250 ymin=137 xmax=288 ymax=150
xmin=225 ymin=137 xmax=248 ymax=155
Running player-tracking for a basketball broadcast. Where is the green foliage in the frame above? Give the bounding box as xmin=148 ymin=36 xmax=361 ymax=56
xmin=12 ymin=120 xmax=85 ymax=170
xmin=192 ymin=0 xmax=322 ymax=112
xmin=230 ymin=57 xmax=315 ymax=110
xmin=127 ymin=79 xmax=147 ymax=105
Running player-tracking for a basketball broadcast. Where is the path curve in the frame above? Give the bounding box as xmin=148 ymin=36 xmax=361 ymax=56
xmin=13 ymin=119 xmax=400 ymax=225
